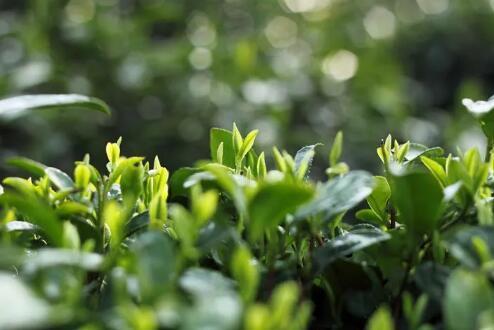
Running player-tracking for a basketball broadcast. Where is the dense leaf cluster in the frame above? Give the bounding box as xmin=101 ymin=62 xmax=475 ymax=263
xmin=1 ymin=95 xmax=494 ymax=329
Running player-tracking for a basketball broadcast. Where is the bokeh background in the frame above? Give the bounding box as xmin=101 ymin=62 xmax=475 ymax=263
xmin=1 ymin=0 xmax=494 ymax=176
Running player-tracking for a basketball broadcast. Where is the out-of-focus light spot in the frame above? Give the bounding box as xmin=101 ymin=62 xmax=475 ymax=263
xmin=490 ymin=0 xmax=494 ymax=11
xmin=287 ymin=74 xmax=313 ymax=97
xmin=68 ymin=75 xmax=91 ymax=94
xmin=65 ymin=0 xmax=95 ymax=24
xmin=416 ymin=0 xmax=449 ymax=15
xmin=187 ymin=13 xmax=216 ymax=47
xmin=363 ymin=6 xmax=396 ymax=40
xmin=271 ymin=40 xmax=312 ymax=76
xmin=116 ymin=55 xmax=149 ymax=89
xmin=395 ymin=0 xmax=424 ymax=23
xmin=188 ymin=74 xmax=211 ymax=98
xmin=252 ymin=119 xmax=278 ymax=146
xmin=242 ymin=79 xmax=288 ymax=105
xmin=0 ymin=19 xmax=12 ymax=37
xmin=188 ymin=47 xmax=212 ymax=70
xmin=138 ymin=96 xmax=164 ymax=120
xmin=283 ymin=0 xmax=332 ymax=13
xmin=0 ymin=38 xmax=23 ymax=65
xmin=456 ymin=128 xmax=486 ymax=159
xmin=210 ymin=82 xmax=235 ymax=106
xmin=178 ymin=119 xmax=204 ymax=141
xmin=264 ymin=16 xmax=298 ymax=48
xmin=320 ymin=76 xmax=346 ymax=96
xmin=403 ymin=117 xmax=439 ymax=145
xmin=12 ymin=61 xmax=52 ymax=89
xmin=321 ymin=50 xmax=358 ymax=81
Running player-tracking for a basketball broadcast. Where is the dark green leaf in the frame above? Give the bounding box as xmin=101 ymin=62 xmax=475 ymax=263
xmin=414 ymin=261 xmax=451 ymax=303
xmin=295 ymin=171 xmax=374 ymax=223
xmin=130 ymin=232 xmax=176 ymax=300
xmin=313 ymin=224 xmax=390 ymax=273
xmin=125 ymin=212 xmax=150 ymax=237
xmin=444 ymin=226 xmax=494 ymax=269
xmin=389 ymin=171 xmax=443 ymax=236
xmin=170 ymin=167 xmax=200 ymax=197
xmin=180 ymin=268 xmax=241 ymax=330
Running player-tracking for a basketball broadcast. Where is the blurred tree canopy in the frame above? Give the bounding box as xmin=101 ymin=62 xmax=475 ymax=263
xmin=1 ymin=0 xmax=494 ymax=174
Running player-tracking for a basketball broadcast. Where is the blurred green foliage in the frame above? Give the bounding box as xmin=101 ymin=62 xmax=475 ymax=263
xmin=2 ymin=0 xmax=494 ymax=174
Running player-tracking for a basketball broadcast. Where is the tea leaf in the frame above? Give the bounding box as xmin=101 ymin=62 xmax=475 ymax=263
xmin=0 ymin=94 xmax=110 ymax=120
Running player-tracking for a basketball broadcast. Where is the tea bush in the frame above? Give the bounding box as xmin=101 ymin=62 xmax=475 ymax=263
xmin=1 ymin=94 xmax=494 ymax=329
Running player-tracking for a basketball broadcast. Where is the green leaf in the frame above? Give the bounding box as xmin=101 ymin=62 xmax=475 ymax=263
xmin=4 ymin=221 xmax=39 ymax=233
xmin=367 ymin=176 xmax=391 ymax=222
xmin=330 ymin=131 xmax=343 ymax=166
xmin=312 ymin=224 xmax=390 ymax=273
xmin=231 ymin=245 xmax=259 ymax=303
xmin=366 ymin=306 xmax=394 ymax=330
xmin=232 ymin=123 xmax=243 ymax=155
xmin=169 ymin=167 xmax=200 ymax=197
xmin=120 ymin=162 xmax=144 ymax=200
xmin=444 ymin=268 xmax=494 ymax=330
xmin=405 ymin=143 xmax=444 ymax=163
xmin=355 ymin=209 xmax=383 ymax=224
xmin=294 ymin=144 xmax=321 ymax=180
xmin=180 ymin=268 xmax=242 ymax=330
xmin=463 ymin=97 xmax=494 ymax=141
xmin=237 ymin=129 xmax=259 ymax=165
xmin=130 ymin=232 xmax=176 ymax=300
xmin=389 ymin=171 xmax=443 ymax=236
xmin=248 ymin=181 xmax=314 ymax=240
xmin=420 ymin=156 xmax=448 ymax=187
xmin=45 ymin=167 xmax=74 ymax=190
xmin=414 ymin=262 xmax=450 ymax=303
xmin=444 ymin=226 xmax=494 ymax=269
xmin=0 ymin=94 xmax=110 ymax=120
xmin=0 ymin=272 xmax=51 ymax=328
xmin=125 ymin=212 xmax=150 ymax=237
xmin=6 ymin=157 xmax=47 ymax=177
xmin=107 ymin=157 xmax=144 ymax=188
xmin=0 ymin=191 xmax=63 ymax=246
xmin=295 ymin=171 xmax=374 ymax=223
xmin=210 ymin=128 xmax=236 ymax=168
xmin=23 ymin=249 xmax=104 ymax=273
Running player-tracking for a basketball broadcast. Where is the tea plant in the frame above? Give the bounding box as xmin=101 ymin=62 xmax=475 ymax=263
xmin=1 ymin=94 xmax=494 ymax=329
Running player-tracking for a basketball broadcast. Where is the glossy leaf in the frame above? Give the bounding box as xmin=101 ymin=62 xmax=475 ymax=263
xmin=0 ymin=94 xmax=110 ymax=120
xmin=45 ymin=167 xmax=74 ymax=190
xmin=444 ymin=226 xmax=494 ymax=268
xmin=295 ymin=171 xmax=374 ymax=223
xmin=294 ymin=144 xmax=321 ymax=180
xmin=389 ymin=171 xmax=443 ymax=236
xmin=367 ymin=176 xmax=391 ymax=222
xmin=312 ymin=224 xmax=390 ymax=273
